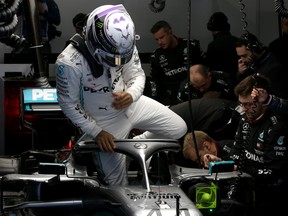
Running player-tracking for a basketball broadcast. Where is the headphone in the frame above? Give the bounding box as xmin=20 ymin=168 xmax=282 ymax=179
xmin=206 ymin=16 xmax=215 ymax=31
xmin=241 ymin=32 xmax=263 ymax=54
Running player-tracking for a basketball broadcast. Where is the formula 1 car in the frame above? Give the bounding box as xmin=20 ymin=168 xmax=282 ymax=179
xmin=0 ymin=138 xmax=255 ymax=216
xmin=0 ymin=139 xmax=203 ymax=216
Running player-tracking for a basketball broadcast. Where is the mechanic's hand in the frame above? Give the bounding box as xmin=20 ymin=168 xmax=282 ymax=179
xmin=251 ymin=88 xmax=269 ymax=103
xmin=112 ymin=92 xmax=133 ymax=110
xmin=238 ymin=59 xmax=248 ymax=74
xmin=95 ymin=130 xmax=116 ymax=152
xmin=203 ymin=154 xmax=222 ymax=168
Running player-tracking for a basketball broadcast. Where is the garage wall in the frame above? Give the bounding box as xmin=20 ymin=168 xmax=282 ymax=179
xmin=0 ymin=0 xmax=281 ymax=63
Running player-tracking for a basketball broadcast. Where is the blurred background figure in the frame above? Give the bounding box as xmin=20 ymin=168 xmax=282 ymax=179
xmin=269 ymin=16 xmax=288 ymax=71
xmin=236 ymin=32 xmax=288 ymax=99
xmin=72 ymin=12 xmax=86 ymax=34
xmin=15 ymin=0 xmax=61 ymax=54
xmin=64 ymin=12 xmax=86 ymax=48
xmin=206 ymin=12 xmax=240 ymax=85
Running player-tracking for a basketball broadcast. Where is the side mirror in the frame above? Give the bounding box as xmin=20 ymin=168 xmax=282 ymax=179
xmin=208 ymin=161 xmax=234 ymax=175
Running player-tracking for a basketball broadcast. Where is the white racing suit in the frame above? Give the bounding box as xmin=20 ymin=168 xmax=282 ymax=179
xmin=56 ymin=44 xmax=187 ymax=185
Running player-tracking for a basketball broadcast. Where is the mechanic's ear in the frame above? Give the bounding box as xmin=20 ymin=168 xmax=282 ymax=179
xmin=203 ymin=141 xmax=211 ymax=151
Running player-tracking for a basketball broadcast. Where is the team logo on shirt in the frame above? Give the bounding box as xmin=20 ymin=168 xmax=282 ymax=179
xmin=243 ymin=122 xmax=249 ymax=131
xmin=57 ymin=65 xmax=65 ymax=76
xmin=277 ymin=136 xmax=284 ymax=145
xmin=183 ymin=47 xmax=188 ymax=54
xmin=159 ymin=55 xmax=166 ymax=63
xmin=258 ymin=131 xmax=264 ymax=142
xmin=274 ymin=136 xmax=286 ymax=156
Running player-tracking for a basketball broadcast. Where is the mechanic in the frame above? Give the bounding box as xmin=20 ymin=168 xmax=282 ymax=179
xmin=206 ymin=12 xmax=240 ymax=85
xmin=235 ymin=31 xmax=288 ymax=99
xmin=205 ymin=74 xmax=288 ymax=216
xmin=150 ymin=20 xmax=205 ymax=105
xmin=169 ymin=97 xmax=238 ymax=167
xmin=55 ymin=4 xmax=187 ymax=186
xmin=182 ymin=130 xmax=234 ymax=166
xmin=177 ymin=63 xmax=237 ymax=103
